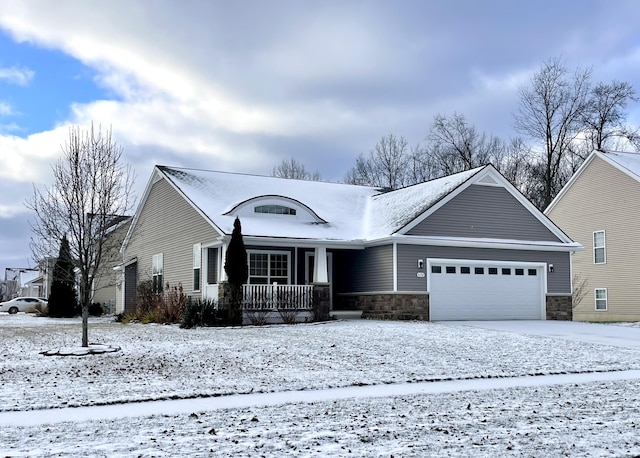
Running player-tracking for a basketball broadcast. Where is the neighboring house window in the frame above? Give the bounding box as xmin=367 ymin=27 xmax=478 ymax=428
xmin=249 ymin=251 xmax=289 ymax=284
xmin=594 ymin=231 xmax=606 ymax=264
xmin=254 ymin=205 xmax=297 ymax=215
xmin=152 ymin=253 xmax=163 ymax=293
xmin=193 ymin=244 xmax=201 ymax=291
xmin=595 ymin=288 xmax=607 ymax=311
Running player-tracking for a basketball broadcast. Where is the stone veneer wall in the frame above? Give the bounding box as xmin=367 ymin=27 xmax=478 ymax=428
xmin=339 ymin=293 xmax=573 ymax=321
xmin=546 ymin=295 xmax=573 ymax=320
xmin=313 ymin=284 xmax=331 ymax=321
xmin=337 ymin=293 xmax=429 ymax=321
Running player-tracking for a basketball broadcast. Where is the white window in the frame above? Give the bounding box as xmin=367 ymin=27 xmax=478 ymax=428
xmin=594 ymin=231 xmax=606 ymax=264
xmin=152 ymin=253 xmax=163 ymax=293
xmin=249 ymin=251 xmax=290 ymax=284
xmin=193 ymin=244 xmax=201 ymax=291
xmin=595 ymin=288 xmax=607 ymax=311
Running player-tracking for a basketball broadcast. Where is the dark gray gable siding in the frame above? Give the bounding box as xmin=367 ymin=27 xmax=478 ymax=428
xmin=335 ymin=245 xmax=393 ymax=293
xmin=407 ymin=185 xmax=561 ymax=242
xmin=397 ymin=244 xmax=570 ymax=294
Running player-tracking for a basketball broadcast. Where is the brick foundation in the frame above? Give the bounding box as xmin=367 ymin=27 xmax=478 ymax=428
xmin=546 ymin=295 xmax=572 ymax=320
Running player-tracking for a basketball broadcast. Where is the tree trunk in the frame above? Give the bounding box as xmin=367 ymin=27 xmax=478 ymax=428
xmin=82 ymin=304 xmax=89 ymax=347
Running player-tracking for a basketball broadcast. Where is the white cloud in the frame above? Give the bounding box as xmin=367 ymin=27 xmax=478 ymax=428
xmin=0 ymin=101 xmax=13 ymax=115
xmin=0 ymin=65 xmax=34 ymax=86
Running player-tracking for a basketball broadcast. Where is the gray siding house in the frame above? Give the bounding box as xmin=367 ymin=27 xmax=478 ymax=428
xmin=117 ymin=164 xmax=580 ymax=320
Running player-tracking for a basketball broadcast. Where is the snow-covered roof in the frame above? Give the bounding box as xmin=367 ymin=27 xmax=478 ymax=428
xmin=156 ymin=165 xmax=485 ymax=242
xmin=599 ymin=150 xmax=640 ymax=180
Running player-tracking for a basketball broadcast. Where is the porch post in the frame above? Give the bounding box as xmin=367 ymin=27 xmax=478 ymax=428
xmin=313 ymin=246 xmax=328 ymax=283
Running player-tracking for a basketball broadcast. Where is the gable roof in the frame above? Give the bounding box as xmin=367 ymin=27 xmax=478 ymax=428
xmin=124 ymin=163 xmax=578 ymax=251
xmin=545 ymin=150 xmax=640 ymax=214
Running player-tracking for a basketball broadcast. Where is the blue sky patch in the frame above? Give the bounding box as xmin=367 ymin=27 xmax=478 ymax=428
xmin=0 ymin=32 xmax=110 ymax=136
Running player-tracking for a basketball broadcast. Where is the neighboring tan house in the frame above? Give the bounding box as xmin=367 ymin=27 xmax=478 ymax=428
xmin=546 ymin=150 xmax=640 ymax=322
xmin=117 ymin=164 xmax=580 ymax=321
xmin=92 ymin=216 xmax=132 ymax=313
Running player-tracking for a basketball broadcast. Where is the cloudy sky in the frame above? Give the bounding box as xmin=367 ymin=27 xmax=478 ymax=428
xmin=1 ymin=0 xmax=640 ymax=276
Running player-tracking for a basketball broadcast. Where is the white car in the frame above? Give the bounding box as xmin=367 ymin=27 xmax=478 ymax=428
xmin=0 ymin=297 xmax=48 ymax=314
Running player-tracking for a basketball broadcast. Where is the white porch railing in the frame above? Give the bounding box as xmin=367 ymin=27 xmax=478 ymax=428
xmin=242 ymin=284 xmax=313 ymax=310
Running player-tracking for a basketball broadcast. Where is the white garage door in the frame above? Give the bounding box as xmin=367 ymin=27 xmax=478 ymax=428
xmin=428 ymin=259 xmax=545 ymax=320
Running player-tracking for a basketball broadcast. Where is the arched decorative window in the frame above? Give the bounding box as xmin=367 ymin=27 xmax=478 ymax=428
xmin=225 ymin=195 xmax=327 ymax=224
xmin=254 ymin=204 xmax=297 ymax=216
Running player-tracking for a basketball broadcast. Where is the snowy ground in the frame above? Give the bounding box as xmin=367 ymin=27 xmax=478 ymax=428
xmin=1 ymin=313 xmax=640 ymax=457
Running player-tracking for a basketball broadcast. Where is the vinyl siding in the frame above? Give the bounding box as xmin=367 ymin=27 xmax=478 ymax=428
xmin=124 ymin=177 xmax=220 ymax=299
xmin=408 ymin=185 xmax=560 ymax=242
xmin=336 ymin=245 xmax=393 ymax=293
xmin=397 ymin=244 xmax=570 ymax=294
xmin=93 ymin=221 xmax=131 ymax=308
xmin=547 ymin=156 xmax=640 ymax=321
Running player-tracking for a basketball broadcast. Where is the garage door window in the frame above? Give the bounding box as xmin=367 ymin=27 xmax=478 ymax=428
xmin=502 ymin=268 xmax=511 ymax=275
xmin=528 ymin=269 xmax=537 ymax=276
xmin=474 ymin=267 xmax=484 ymax=274
xmin=461 ymin=267 xmax=471 ymax=274
xmin=488 ymin=267 xmax=498 ymax=275
xmin=515 ymin=268 xmax=524 ymax=276
xmin=431 ymin=265 xmax=442 ymax=273
xmin=595 ymin=288 xmax=607 ymax=311
xmin=446 ymin=266 xmax=456 ymax=274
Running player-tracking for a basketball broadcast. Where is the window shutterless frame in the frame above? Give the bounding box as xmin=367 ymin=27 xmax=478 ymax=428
xmin=595 ymin=288 xmax=607 ymax=311
xmin=593 ymin=230 xmax=606 ymax=264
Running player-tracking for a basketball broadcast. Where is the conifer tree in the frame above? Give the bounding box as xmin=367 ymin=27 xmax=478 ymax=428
xmin=48 ymin=235 xmax=78 ymax=317
xmin=224 ymin=217 xmax=248 ymax=325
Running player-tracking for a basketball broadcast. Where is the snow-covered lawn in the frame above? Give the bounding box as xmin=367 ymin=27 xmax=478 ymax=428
xmin=2 ymin=313 xmax=640 ymax=456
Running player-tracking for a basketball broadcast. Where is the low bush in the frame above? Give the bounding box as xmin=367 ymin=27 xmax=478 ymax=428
xmin=126 ymin=281 xmax=187 ymax=324
xmin=181 ymin=298 xmax=229 ymax=328
xmin=88 ymin=303 xmax=104 ymax=316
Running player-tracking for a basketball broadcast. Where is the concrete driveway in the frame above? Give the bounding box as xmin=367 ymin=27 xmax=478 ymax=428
xmin=439 ymin=320 xmax=640 ymax=349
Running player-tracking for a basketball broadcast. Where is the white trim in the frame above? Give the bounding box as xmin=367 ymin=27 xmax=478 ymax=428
xmin=367 ymin=235 xmax=582 ymax=252
xmin=593 ymin=230 xmax=606 ymax=264
xmin=392 ymin=241 xmax=398 ymax=292
xmin=247 ymin=249 xmax=291 ymax=284
xmin=241 ymin=236 xmax=366 ymax=250
xmin=595 ymin=288 xmax=608 ymax=311
xmin=193 ymin=244 xmax=202 ymax=292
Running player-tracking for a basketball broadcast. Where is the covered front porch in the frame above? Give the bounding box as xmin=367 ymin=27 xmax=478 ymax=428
xmin=201 ymin=244 xmax=333 ymax=321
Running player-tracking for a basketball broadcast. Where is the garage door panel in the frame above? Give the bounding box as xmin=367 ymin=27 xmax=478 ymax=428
xmin=429 ymin=261 xmax=544 ymax=321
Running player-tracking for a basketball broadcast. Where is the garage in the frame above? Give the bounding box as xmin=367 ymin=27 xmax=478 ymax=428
xmin=428 ymin=259 xmax=546 ymax=320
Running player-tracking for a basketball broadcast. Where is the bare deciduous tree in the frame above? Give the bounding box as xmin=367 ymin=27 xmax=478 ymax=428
xmin=514 ymin=57 xmax=592 ymax=210
xmin=27 ymin=123 xmax=135 ymax=347
xmin=272 ymin=158 xmax=321 ymax=181
xmin=344 ymin=134 xmax=409 ymax=189
xmin=427 ymin=113 xmax=504 ymax=175
xmin=581 ymin=80 xmax=639 ymax=153
xmin=572 ymin=273 xmax=589 ymax=309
